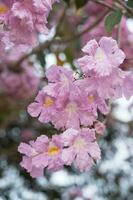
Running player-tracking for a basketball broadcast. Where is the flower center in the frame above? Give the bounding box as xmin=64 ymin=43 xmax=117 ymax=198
xmin=74 ymin=137 xmax=86 ymax=152
xmin=48 ymin=146 xmax=60 ymax=156
xmin=66 ymin=102 xmax=78 ymax=113
xmin=0 ymin=4 xmax=8 ymax=14
xmin=60 ymin=74 xmax=69 ymax=87
xmin=88 ymin=95 xmax=95 ymax=103
xmin=44 ymin=97 xmax=54 ymax=107
xmin=95 ymin=47 xmax=106 ymax=62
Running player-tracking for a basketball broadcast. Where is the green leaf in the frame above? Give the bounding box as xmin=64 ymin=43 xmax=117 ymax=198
xmin=105 ymin=10 xmax=122 ymax=33
xmin=75 ymin=0 xmax=88 ymax=9
xmin=127 ymin=0 xmax=133 ymax=8
xmin=36 ymin=52 xmax=46 ymax=68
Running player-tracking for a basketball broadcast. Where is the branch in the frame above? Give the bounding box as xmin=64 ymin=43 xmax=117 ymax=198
xmin=92 ymin=0 xmax=116 ymax=11
xmin=63 ymin=10 xmax=109 ymax=43
xmin=92 ymin=0 xmax=133 ymax=17
xmin=115 ymin=0 xmax=133 ymax=16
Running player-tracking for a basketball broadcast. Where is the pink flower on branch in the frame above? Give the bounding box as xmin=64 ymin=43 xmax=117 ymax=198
xmin=19 ymin=36 xmax=133 ymax=178
xmin=18 ymin=128 xmax=101 ymax=177
xmin=77 ymin=37 xmax=125 ymax=76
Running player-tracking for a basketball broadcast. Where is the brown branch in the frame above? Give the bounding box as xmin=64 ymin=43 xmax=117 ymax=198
xmin=92 ymin=0 xmax=133 ymax=17
xmin=92 ymin=0 xmax=116 ymax=11
xmin=116 ymin=0 xmax=133 ymax=16
xmin=63 ymin=10 xmax=109 ymax=43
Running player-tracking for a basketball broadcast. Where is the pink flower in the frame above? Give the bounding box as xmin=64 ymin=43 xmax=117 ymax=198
xmin=77 ymin=37 xmax=125 ymax=76
xmin=82 ymin=16 xmax=133 ymax=61
xmin=18 ymin=134 xmax=64 ymax=177
xmin=61 ymin=128 xmax=101 ymax=172
xmin=75 ymin=79 xmax=109 ymax=115
xmin=79 ymin=68 xmax=125 ymax=100
xmin=122 ymin=72 xmax=133 ymax=100
xmin=27 ymin=90 xmax=58 ymax=123
xmin=45 ymin=65 xmax=75 ymax=99
xmin=51 ymin=98 xmax=97 ymax=130
xmin=0 ymin=64 xmax=40 ymax=100
xmin=94 ymin=121 xmax=106 ymax=136
xmin=0 ymin=0 xmax=59 ymax=46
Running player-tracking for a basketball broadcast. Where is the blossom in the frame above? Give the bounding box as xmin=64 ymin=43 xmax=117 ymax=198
xmin=27 ymin=90 xmax=58 ymax=123
xmin=122 ymin=72 xmax=133 ymax=100
xmin=18 ymin=134 xmax=64 ymax=177
xmin=75 ymin=79 xmax=109 ymax=114
xmin=0 ymin=64 xmax=40 ymax=100
xmin=45 ymin=65 xmax=75 ymax=99
xmin=77 ymin=37 xmax=125 ymax=76
xmin=61 ymin=128 xmax=101 ymax=172
xmin=77 ymin=68 xmax=125 ymax=100
xmin=51 ymin=95 xmax=97 ymax=130
xmin=94 ymin=121 xmax=106 ymax=136
xmin=82 ymin=16 xmax=133 ymax=61
xmin=0 ymin=0 xmax=59 ymax=46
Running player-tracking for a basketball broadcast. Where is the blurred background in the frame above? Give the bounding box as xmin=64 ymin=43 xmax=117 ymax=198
xmin=0 ymin=0 xmax=133 ymax=199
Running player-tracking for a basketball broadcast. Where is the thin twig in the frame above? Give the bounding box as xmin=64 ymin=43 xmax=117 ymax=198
xmin=63 ymin=10 xmax=109 ymax=43
xmin=117 ymin=16 xmax=122 ymax=48
xmin=92 ymin=0 xmax=116 ymax=11
xmin=116 ymin=0 xmax=133 ymax=16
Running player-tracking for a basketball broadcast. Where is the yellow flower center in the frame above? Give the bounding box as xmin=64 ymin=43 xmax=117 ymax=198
xmin=0 ymin=4 xmax=8 ymax=14
xmin=44 ymin=97 xmax=54 ymax=107
xmin=48 ymin=146 xmax=60 ymax=156
xmin=88 ymin=95 xmax=95 ymax=103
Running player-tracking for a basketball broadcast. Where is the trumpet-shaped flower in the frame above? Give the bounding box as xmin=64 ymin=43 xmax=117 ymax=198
xmin=0 ymin=0 xmax=59 ymax=46
xmin=45 ymin=65 xmax=75 ymax=99
xmin=61 ymin=128 xmax=101 ymax=171
xmin=27 ymin=90 xmax=59 ymax=123
xmin=18 ymin=134 xmax=64 ymax=177
xmin=52 ymin=99 xmax=97 ymax=130
xmin=77 ymin=37 xmax=125 ymax=76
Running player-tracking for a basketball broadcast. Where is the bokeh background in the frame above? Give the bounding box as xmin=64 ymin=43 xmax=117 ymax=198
xmin=0 ymin=0 xmax=133 ymax=199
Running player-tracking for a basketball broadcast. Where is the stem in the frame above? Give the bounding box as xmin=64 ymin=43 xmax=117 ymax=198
xmin=117 ymin=17 xmax=122 ymax=48
xmin=116 ymin=0 xmax=133 ymax=16
xmin=92 ymin=0 xmax=116 ymax=11
xmin=63 ymin=10 xmax=109 ymax=43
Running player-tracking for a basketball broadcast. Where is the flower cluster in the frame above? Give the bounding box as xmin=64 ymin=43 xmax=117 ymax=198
xmin=18 ymin=37 xmax=133 ymax=177
xmin=77 ymin=37 xmax=133 ymax=100
xmin=27 ymin=64 xmax=108 ymax=129
xmin=0 ymin=0 xmax=59 ymax=49
xmin=18 ymin=128 xmax=100 ymax=177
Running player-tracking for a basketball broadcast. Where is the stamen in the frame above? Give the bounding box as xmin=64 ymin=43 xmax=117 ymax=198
xmin=88 ymin=95 xmax=95 ymax=103
xmin=48 ymin=146 xmax=60 ymax=156
xmin=44 ymin=97 xmax=54 ymax=107
xmin=0 ymin=4 xmax=8 ymax=14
